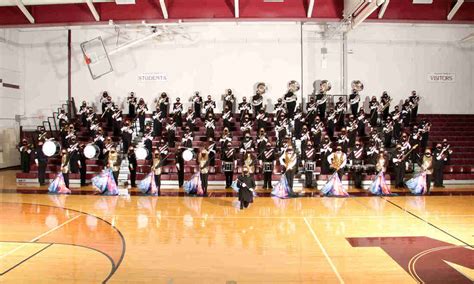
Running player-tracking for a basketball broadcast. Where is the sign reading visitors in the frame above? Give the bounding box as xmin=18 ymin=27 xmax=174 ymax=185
xmin=427 ymin=73 xmax=455 ymax=83
xmin=138 ymin=72 xmax=168 ymax=82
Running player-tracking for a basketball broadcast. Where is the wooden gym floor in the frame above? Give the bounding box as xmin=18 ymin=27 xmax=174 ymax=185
xmin=0 ymin=170 xmax=473 ymax=283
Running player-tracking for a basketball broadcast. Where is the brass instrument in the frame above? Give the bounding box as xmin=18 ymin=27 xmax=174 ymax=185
xmin=351 ymin=80 xmax=364 ymax=93
xmin=330 ymin=153 xmax=345 ymax=170
xmin=244 ymin=156 xmax=255 ymax=174
xmin=319 ymin=80 xmax=332 ymax=93
xmin=288 ymin=80 xmax=300 ymax=93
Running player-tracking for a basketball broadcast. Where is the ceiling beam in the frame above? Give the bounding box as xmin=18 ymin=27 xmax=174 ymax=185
xmin=15 ymin=0 xmax=35 ymax=24
xmin=235 ymin=0 xmax=239 ymax=18
xmin=378 ymin=0 xmax=389 ymax=19
xmin=307 ymin=0 xmax=315 ymax=18
xmin=159 ymin=0 xmax=168 ymax=19
xmin=85 ymin=0 xmax=100 ymax=21
xmin=447 ymin=0 xmax=464 ymax=21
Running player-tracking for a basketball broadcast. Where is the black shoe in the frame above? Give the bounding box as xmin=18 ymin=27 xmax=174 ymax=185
xmin=240 ymin=203 xmax=244 ymax=210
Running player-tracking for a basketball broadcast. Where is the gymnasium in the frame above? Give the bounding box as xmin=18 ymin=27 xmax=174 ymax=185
xmin=0 ymin=0 xmax=473 ymax=283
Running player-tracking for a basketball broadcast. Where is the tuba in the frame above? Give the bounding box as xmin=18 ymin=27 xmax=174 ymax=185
xmin=351 ymin=80 xmax=364 ymax=93
xmin=288 ymin=80 xmax=300 ymax=93
xmin=319 ymin=80 xmax=332 ymax=94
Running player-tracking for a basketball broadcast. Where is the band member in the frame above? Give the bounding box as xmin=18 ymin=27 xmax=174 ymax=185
xmin=128 ymin=146 xmax=137 ymax=188
xmin=240 ymin=132 xmax=255 ymax=157
xmin=157 ymin=138 xmax=169 ymax=161
xmin=300 ymin=125 xmax=311 ymax=151
xmin=322 ymin=145 xmax=349 ymax=197
xmin=35 ymin=140 xmax=48 ymax=186
xmin=369 ymin=150 xmax=392 ymax=195
xmin=349 ymin=89 xmax=360 ymax=116
xmin=222 ymin=106 xmax=233 ymax=130
xmin=207 ymin=138 xmax=216 ymax=167
xmin=391 ymin=106 xmax=402 ymax=140
xmin=252 ymin=83 xmax=265 ymax=115
xmin=240 ymin=114 xmax=253 ymax=133
xmin=78 ymin=144 xmax=87 ymax=186
xmin=103 ymin=137 xmax=114 ymax=164
xmin=366 ymin=140 xmax=380 ymax=166
xmin=198 ymin=148 xmax=210 ymax=195
xmin=337 ymin=128 xmax=349 ymax=153
xmin=327 ymin=145 xmax=347 ymax=180
xmin=256 ymin=108 xmax=269 ymax=132
xmin=326 ymin=109 xmax=336 ymax=139
xmin=261 ymin=142 xmax=275 ymax=189
xmin=320 ymin=136 xmax=332 ymax=175
xmin=173 ymin=97 xmax=183 ymax=127
xmin=335 ymin=97 xmax=346 ymax=130
xmin=18 ymin=139 xmax=31 ymax=173
xmin=409 ymin=126 xmax=422 ymax=162
xmin=100 ymin=91 xmax=109 ymax=113
xmin=57 ymin=109 xmax=69 ymax=129
xmin=382 ymin=116 xmax=394 ymax=148
xmin=185 ymin=107 xmax=196 ymax=130
xmin=91 ymin=127 xmax=103 ymax=158
xmin=152 ymin=109 xmax=164 ymax=137
xmin=157 ymin=92 xmax=169 ymax=118
xmin=237 ymin=167 xmax=256 ymax=210
xmin=68 ymin=137 xmax=79 ymax=174
xmin=284 ymin=80 xmax=299 ymax=118
xmin=204 ymin=95 xmax=216 ymax=117
xmin=357 ymin=108 xmax=368 ymax=137
xmin=166 ymin=117 xmax=177 ymax=148
xmin=346 ymin=115 xmax=358 ymax=148
xmin=369 ymin=129 xmax=383 ymax=149
xmin=181 ymin=126 xmax=194 ymax=148
xmin=48 ymin=151 xmax=71 ymax=194
xmin=409 ymin=90 xmax=420 ymax=122
xmin=406 ymin=149 xmax=432 ymax=195
xmin=204 ymin=113 xmax=215 ymax=139
xmin=256 ymin=129 xmax=268 ymax=159
xmin=37 ymin=126 xmax=48 ymax=143
xmin=127 ymin=92 xmax=137 ymax=118
xmin=89 ymin=117 xmax=99 ymax=137
xmin=306 ymin=97 xmax=317 ymax=127
xmin=222 ymin=141 xmax=236 ymax=188
xmin=108 ymin=148 xmax=120 ymax=186
xmin=175 ymin=147 xmax=185 ymax=188
xmin=275 ymin=113 xmax=289 ymax=148
xmin=224 ymin=89 xmax=236 ymax=112
xmin=60 ymin=149 xmax=70 ymax=188
xmin=369 ymin=96 xmax=379 ymax=127
xmin=86 ymin=107 xmax=95 ymax=130
xmin=380 ymin=91 xmax=391 ymax=121
xmin=316 ymin=80 xmax=330 ymax=120
xmin=348 ymin=141 xmax=364 ymax=189
xmin=241 ymin=151 xmax=255 ymax=176
xmin=143 ymin=126 xmax=153 ymax=160
xmin=219 ymin=128 xmax=232 ymax=156
xmin=401 ymin=99 xmax=411 ymax=127
xmin=274 ymin=98 xmax=286 ymax=121
xmin=311 ymin=117 xmax=324 ymax=147
xmin=392 ymin=144 xmax=407 ymax=188
xmin=64 ymin=124 xmax=76 ymax=149
xmin=419 ymin=120 xmax=431 ymax=150
xmin=137 ymin=98 xmax=148 ymax=133
xmin=112 ymin=106 xmax=122 ymax=137
xmin=433 ymin=141 xmax=452 ymax=188
xmin=238 ymin=97 xmax=251 ymax=122
xmin=78 ymin=101 xmax=88 ymax=127
xmin=192 ymin=91 xmax=203 ymax=120
xmin=103 ymin=97 xmax=114 ymax=127
xmin=293 ymin=106 xmax=304 ymax=139
xmin=121 ymin=120 xmax=133 ymax=154
xmin=152 ymin=150 xmax=162 ymax=195
xmin=279 ymin=146 xmax=298 ymax=195
xmin=138 ymin=150 xmax=161 ymax=196
xmin=302 ymin=141 xmax=317 ymax=188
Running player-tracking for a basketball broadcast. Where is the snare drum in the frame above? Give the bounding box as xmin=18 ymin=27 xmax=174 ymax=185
xmin=304 ymin=162 xmax=315 ymax=172
xmin=135 ymin=146 xmax=149 ymax=160
xmin=182 ymin=149 xmax=194 ymax=162
xmin=221 ymin=161 xmax=234 ymax=172
xmin=263 ymin=162 xmax=273 ymax=172
xmin=84 ymin=143 xmax=100 ymax=159
xmin=42 ymin=140 xmax=61 ymax=157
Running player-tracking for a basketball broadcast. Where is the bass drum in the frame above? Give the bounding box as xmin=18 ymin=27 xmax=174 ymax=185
xmin=84 ymin=143 xmax=100 ymax=159
xmin=135 ymin=146 xmax=149 ymax=160
xmin=182 ymin=149 xmax=194 ymax=162
xmin=42 ymin=140 xmax=61 ymax=157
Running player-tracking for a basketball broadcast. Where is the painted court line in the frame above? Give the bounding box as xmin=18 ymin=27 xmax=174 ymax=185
xmin=303 ymin=217 xmax=345 ymax=284
xmin=0 ymin=215 xmax=81 ymax=260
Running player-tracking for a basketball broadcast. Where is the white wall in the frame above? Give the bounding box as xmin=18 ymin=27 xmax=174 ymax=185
xmin=71 ymin=23 xmax=302 ymax=112
xmin=346 ymin=24 xmax=474 ymax=114
xmin=0 ymin=29 xmax=22 ymax=168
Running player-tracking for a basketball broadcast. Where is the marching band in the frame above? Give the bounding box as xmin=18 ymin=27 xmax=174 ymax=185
xmin=21 ymin=80 xmax=453 ymax=198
